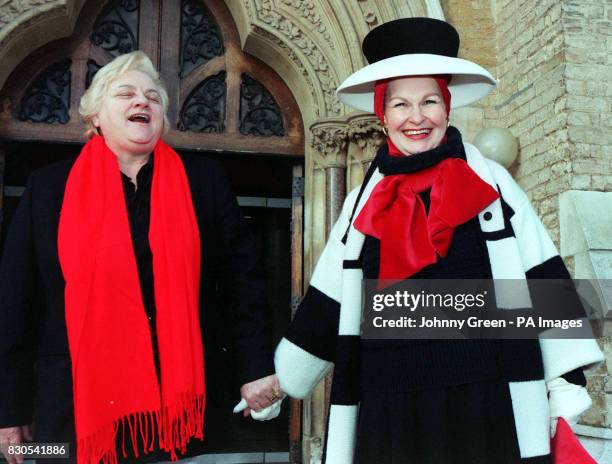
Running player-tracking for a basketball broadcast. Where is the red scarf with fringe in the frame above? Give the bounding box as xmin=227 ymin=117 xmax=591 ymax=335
xmin=58 ymin=135 xmax=205 ymax=464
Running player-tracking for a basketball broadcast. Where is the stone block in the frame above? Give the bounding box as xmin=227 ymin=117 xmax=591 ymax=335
xmin=563 ymin=3 xmax=604 ymax=20
xmin=566 ymin=47 xmax=586 ymax=64
xmin=589 ymin=374 xmax=606 ymax=393
xmin=516 ymin=170 xmax=541 ymax=192
xmin=564 ymin=17 xmax=585 ymax=29
xmin=574 ymin=158 xmax=611 ymax=174
xmin=571 ymin=174 xmax=591 ymax=189
xmin=565 ymin=34 xmax=600 ymax=49
xmin=566 ymin=64 xmax=609 ymax=80
xmin=567 ymin=111 xmax=591 ymax=125
xmin=574 ymin=142 xmax=599 ymax=157
xmin=569 ymin=125 xmax=612 ymax=144
xmin=540 ymin=195 xmax=559 ymax=214
xmin=542 ymin=85 xmax=564 ymax=105
xmin=520 ymin=143 xmax=538 ymax=160
xmin=567 ymin=95 xmax=606 ymax=112
xmin=562 ymin=3 xmax=586 ymax=18
xmin=523 ymin=94 xmax=541 ymax=114
xmin=603 ymin=145 xmax=612 ymax=157
xmin=559 ymin=191 xmax=612 ymax=256
xmin=592 ymin=175 xmax=611 ymax=190
xmin=587 ymin=51 xmax=609 ymax=65
xmin=596 ymin=21 xmax=611 ymax=36
xmin=549 ymin=2 xmax=562 ymax=23
xmin=581 ymin=391 xmax=607 ymax=427
xmin=566 ymin=78 xmax=587 ymax=98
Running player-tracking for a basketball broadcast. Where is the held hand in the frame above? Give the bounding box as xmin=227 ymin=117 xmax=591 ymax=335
xmin=239 ymin=374 xmax=283 ymax=416
xmin=233 ymin=397 xmax=284 ymax=421
xmin=0 ymin=425 xmax=32 ymax=464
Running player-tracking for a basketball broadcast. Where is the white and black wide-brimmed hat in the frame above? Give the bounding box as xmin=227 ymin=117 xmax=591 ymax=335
xmin=336 ymin=18 xmax=497 ymax=111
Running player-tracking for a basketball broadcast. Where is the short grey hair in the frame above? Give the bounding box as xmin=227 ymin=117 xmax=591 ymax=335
xmin=79 ymin=51 xmax=170 ymax=139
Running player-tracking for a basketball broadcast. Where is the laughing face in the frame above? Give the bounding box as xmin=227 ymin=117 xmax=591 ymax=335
xmin=92 ymin=70 xmax=164 ymax=157
xmin=384 ymin=76 xmax=448 ymax=156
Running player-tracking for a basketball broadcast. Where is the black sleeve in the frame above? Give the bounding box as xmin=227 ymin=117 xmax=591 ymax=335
xmin=0 ymin=176 xmax=40 ymax=427
xmin=285 ymin=286 xmax=341 ymax=362
xmin=526 ymin=255 xmax=588 ymax=386
xmin=211 ymin=164 xmax=274 ymax=386
xmin=561 ymin=369 xmax=587 ymax=387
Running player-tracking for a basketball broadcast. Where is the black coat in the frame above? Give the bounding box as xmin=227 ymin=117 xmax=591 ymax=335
xmin=0 ymin=152 xmax=274 ymax=459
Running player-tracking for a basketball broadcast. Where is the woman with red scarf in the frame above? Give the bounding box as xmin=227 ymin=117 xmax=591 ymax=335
xmin=272 ymin=18 xmax=603 ymax=463
xmin=0 ymin=51 xmax=281 ymax=464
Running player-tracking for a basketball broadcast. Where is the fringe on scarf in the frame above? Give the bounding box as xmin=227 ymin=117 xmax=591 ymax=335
xmin=77 ymin=392 xmax=205 ymax=464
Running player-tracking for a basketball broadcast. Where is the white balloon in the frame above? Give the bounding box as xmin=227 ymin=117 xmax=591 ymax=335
xmin=473 ymin=127 xmax=518 ymax=168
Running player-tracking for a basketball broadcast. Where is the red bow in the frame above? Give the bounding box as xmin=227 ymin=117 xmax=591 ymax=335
xmin=354 ymin=158 xmax=499 ymax=288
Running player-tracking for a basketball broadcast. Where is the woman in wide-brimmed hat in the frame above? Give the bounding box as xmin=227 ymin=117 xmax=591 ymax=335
xmin=272 ymin=18 xmax=602 ymax=463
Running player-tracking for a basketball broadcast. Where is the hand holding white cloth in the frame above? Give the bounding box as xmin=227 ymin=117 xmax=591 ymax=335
xmin=233 ymin=397 xmax=284 ymax=420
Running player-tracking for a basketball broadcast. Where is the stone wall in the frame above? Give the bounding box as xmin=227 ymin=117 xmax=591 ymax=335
xmin=484 ymin=0 xmax=566 ymax=245
xmin=481 ymin=0 xmax=612 ymax=249
xmin=440 ymin=1 xmax=495 ymax=142
xmin=563 ymin=1 xmax=612 ymax=194
xmin=441 ymin=0 xmax=497 ymax=69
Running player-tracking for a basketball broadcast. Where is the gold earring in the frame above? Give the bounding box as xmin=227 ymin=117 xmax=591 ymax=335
xmin=447 ymin=120 xmax=450 ymax=128
xmin=382 ymin=126 xmax=388 ymax=136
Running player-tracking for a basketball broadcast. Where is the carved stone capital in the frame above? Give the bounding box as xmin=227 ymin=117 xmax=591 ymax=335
xmin=310 ymin=118 xmax=349 ymax=168
xmin=347 ymin=113 xmax=384 ymax=152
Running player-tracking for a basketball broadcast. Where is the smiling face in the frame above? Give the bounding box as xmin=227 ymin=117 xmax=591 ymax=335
xmin=92 ymin=70 xmax=164 ymax=157
xmin=383 ymin=76 xmax=448 ymax=156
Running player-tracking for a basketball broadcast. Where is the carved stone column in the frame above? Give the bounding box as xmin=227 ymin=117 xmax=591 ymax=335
xmin=302 ymin=118 xmax=349 ymax=464
xmin=346 ymin=114 xmax=384 ymax=191
xmin=310 ymin=119 xmax=349 ymax=233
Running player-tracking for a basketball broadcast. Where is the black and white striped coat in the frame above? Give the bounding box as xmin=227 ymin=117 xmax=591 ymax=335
xmin=275 ymin=142 xmax=604 ymax=463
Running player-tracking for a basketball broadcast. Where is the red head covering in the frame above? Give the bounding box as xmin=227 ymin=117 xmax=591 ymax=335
xmin=374 ymin=75 xmax=451 ymax=155
xmin=374 ymin=75 xmax=451 ymax=122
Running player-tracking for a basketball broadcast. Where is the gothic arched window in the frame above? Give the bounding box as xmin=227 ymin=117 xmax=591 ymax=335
xmin=0 ymin=0 xmax=303 ymax=156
